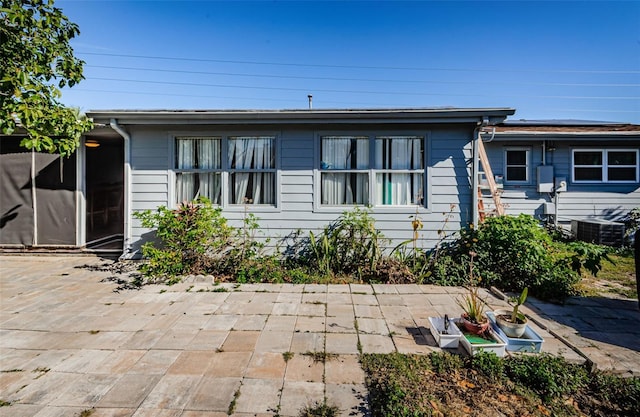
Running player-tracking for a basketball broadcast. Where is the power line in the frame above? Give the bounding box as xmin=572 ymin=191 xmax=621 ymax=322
xmin=87 ymin=77 xmax=640 ymax=100
xmin=87 ymin=64 xmax=640 ymax=88
xmin=63 ymin=88 xmax=640 ymax=117
xmin=79 ymin=51 xmax=640 ymax=75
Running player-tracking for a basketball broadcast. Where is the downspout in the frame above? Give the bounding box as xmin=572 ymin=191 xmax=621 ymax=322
xmin=472 ymin=117 xmax=489 ymax=226
xmin=109 ymin=119 xmax=133 ymax=259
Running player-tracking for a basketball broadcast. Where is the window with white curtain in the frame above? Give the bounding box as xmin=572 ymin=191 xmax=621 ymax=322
xmin=175 ymin=137 xmax=222 ymax=204
xmin=320 ymin=136 xmax=369 ymax=205
xmin=320 ymin=135 xmax=424 ymax=206
xmin=228 ymin=136 xmax=276 ymax=204
xmin=375 ymin=136 xmax=424 ymax=205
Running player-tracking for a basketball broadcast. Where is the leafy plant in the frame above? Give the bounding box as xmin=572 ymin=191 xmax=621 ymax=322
xmin=623 ymin=207 xmax=640 ymax=244
xmin=427 ymin=351 xmax=463 ymax=375
xmin=1 ymin=0 xmax=94 ymax=156
xmin=391 ymin=204 xmax=456 ymax=283
xmin=298 ymin=401 xmax=339 ymax=417
xmin=134 ymin=197 xmax=232 ymax=280
xmin=566 ymin=241 xmax=614 ymax=277
xmin=304 ymin=207 xmax=386 ymax=278
xmin=470 ymin=351 xmax=504 ymax=381
xmin=428 ymin=214 xmax=608 ymax=300
xmin=510 ymin=287 xmax=528 ymax=323
xmin=504 ymin=353 xmax=588 ymax=400
xmin=456 ymin=252 xmax=487 ymax=324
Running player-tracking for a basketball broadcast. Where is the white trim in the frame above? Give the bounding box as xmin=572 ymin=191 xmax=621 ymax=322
xmin=168 ymin=132 xmax=280 ymax=210
xmin=503 ymin=146 xmax=531 ymax=184
xmin=77 ymin=138 xmax=86 ymax=246
xmin=314 ymin=131 xmax=429 ymax=209
xmin=571 ymin=148 xmax=639 ymax=184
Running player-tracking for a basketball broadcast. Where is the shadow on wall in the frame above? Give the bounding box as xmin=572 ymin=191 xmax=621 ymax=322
xmin=0 ymin=205 xmax=21 ymax=228
xmin=588 ymin=207 xmax=629 ymax=222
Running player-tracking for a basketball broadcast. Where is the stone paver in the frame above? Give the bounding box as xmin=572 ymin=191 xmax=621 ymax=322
xmin=1 ymin=255 xmax=638 ymax=417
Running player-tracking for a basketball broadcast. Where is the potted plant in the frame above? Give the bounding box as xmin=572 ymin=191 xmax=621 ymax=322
xmin=494 ymin=287 xmax=528 ymax=338
xmin=457 ymin=252 xmax=490 ymax=335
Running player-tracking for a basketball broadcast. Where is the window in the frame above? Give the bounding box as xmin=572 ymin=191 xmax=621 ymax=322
xmin=504 ymin=148 xmax=530 ymax=183
xmin=175 ymin=137 xmax=222 ymax=203
xmin=573 ymin=149 xmax=638 ymax=183
xmin=228 ymin=136 xmax=275 ymax=204
xmin=320 ymin=134 xmax=424 ymax=206
xmin=375 ymin=136 xmax=424 ymax=205
xmin=320 ymin=136 xmax=369 ymax=205
xmin=174 ymin=135 xmax=276 ymax=206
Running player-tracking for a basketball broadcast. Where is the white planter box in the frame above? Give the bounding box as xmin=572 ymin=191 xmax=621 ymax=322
xmin=487 ymin=311 xmax=544 ymax=353
xmin=428 ymin=316 xmax=462 ymax=348
xmin=459 ymin=326 xmax=507 ymax=357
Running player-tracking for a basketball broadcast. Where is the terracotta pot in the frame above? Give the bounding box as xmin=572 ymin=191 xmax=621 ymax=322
xmin=494 ymin=309 xmax=528 ymax=338
xmin=460 ymin=313 xmax=490 ymax=335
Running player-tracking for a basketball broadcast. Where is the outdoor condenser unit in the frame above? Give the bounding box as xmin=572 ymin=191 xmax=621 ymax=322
xmin=570 ymin=219 xmax=625 ymax=247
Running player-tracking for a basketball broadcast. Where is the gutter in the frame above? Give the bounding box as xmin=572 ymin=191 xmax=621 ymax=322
xmin=109 ymin=119 xmax=133 ymax=259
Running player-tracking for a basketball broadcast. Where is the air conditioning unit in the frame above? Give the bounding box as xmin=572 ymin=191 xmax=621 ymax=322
xmin=570 ymin=219 xmax=625 ymax=247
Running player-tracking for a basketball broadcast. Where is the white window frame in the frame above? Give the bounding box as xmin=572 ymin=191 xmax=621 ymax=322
xmin=170 ymin=134 xmax=279 ymax=209
xmin=317 ymin=133 xmax=427 ymax=208
xmin=504 ymin=147 xmax=531 ymax=184
xmin=572 ymin=148 xmax=639 ymax=184
xmin=173 ymin=136 xmax=223 ymax=205
xmin=227 ymin=136 xmax=277 ymax=206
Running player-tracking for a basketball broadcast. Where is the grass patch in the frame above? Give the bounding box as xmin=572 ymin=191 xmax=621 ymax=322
xmin=0 ymin=399 xmax=10 ymax=407
xmin=78 ymin=408 xmax=94 ymax=417
xmin=578 ymin=251 xmax=637 ymax=299
xmin=361 ymin=351 xmax=640 ymax=417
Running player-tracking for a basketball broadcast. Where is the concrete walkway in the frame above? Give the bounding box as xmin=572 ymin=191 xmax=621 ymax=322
xmin=0 ymin=256 xmax=638 ymax=417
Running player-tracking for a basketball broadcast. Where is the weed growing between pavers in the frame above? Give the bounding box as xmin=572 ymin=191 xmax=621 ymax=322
xmin=283 ymin=351 xmax=295 ymax=362
xmin=78 ymin=408 xmax=94 ymax=417
xmin=228 ymin=384 xmax=242 ymax=415
xmin=298 ymin=400 xmax=339 ymax=417
xmin=361 ymin=351 xmax=640 ymax=417
xmin=0 ymin=399 xmax=11 ymax=407
xmin=302 ymin=351 xmax=339 ymax=364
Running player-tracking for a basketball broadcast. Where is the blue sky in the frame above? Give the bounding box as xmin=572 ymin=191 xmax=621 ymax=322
xmin=57 ymin=0 xmax=640 ymax=123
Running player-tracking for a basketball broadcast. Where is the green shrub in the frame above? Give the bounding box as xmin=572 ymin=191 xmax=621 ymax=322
xmin=623 ymin=207 xmax=640 ymax=245
xmin=134 ymin=198 xmax=232 ymax=279
xmin=428 ymin=351 xmax=464 ymax=375
xmin=470 ymin=351 xmax=504 ymax=381
xmin=587 ymin=372 xmax=640 ymax=416
xmin=303 ymin=207 xmax=387 ymax=278
xmin=427 ymin=214 xmax=609 ymax=300
xmin=134 ymin=198 xmax=273 ymax=282
xmin=504 ymin=353 xmax=588 ymax=400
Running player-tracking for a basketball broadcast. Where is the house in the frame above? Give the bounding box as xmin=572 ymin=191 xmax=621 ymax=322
xmin=479 ymin=120 xmax=640 ymax=242
xmin=3 ymin=109 xmax=637 ymax=258
xmin=1 ymin=108 xmax=516 ymax=258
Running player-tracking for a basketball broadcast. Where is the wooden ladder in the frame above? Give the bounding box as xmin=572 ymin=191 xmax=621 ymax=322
xmin=477 ymin=138 xmax=505 ymax=222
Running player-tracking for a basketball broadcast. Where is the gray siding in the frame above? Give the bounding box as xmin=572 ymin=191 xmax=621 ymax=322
xmin=128 ymin=125 xmax=475 ymax=254
xmin=483 ymin=139 xmax=640 ymax=225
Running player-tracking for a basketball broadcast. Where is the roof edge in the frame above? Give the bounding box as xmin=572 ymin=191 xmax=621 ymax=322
xmin=87 ymin=107 xmax=516 ymax=125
